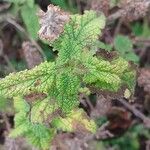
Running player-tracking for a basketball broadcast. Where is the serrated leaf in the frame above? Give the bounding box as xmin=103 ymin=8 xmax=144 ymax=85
xmin=0 ymin=8 xmax=136 ymax=149
xmin=52 ymin=109 xmax=97 ymax=133
xmin=0 ymin=62 xmax=55 ymax=98
xmin=82 ymin=52 xmax=134 ymax=92
xmin=31 ymin=98 xmax=59 ymax=123
xmin=56 ymin=72 xmax=80 ymax=113
xmin=26 ymin=124 xmax=55 ymax=149
xmin=54 ymin=11 xmax=106 ymax=63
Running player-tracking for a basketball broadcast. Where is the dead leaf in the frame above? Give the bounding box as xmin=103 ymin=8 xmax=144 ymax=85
xmin=38 ymin=4 xmax=70 ymax=42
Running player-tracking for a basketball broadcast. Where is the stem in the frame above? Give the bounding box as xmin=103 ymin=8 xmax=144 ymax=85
xmin=6 ymin=17 xmax=47 ymax=61
xmin=117 ymin=99 xmax=150 ymax=127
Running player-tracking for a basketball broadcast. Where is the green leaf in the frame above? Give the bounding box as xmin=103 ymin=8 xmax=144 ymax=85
xmin=51 ymin=0 xmax=68 ymax=9
xmin=21 ymin=4 xmax=40 ymax=40
xmin=31 ymin=98 xmax=59 ymax=123
xmin=56 ymin=72 xmax=80 ymax=112
xmin=14 ymin=96 xmax=30 ymax=112
xmin=132 ymin=22 xmax=143 ymax=36
xmin=82 ymin=52 xmax=135 ymax=92
xmin=26 ymin=0 xmax=34 ymax=8
xmin=141 ymin=20 xmax=150 ymax=38
xmin=0 ymin=96 xmax=7 ymax=110
xmin=132 ymin=21 xmax=150 ymax=38
xmin=96 ymin=41 xmax=113 ymax=51
xmin=52 ymin=109 xmax=97 ymax=133
xmin=55 ymin=11 xmax=106 ymax=63
xmin=0 ymin=62 xmax=55 ymax=98
xmin=10 ymin=121 xmax=29 ymax=137
xmin=26 ymin=125 xmax=55 ymax=149
xmin=114 ymin=35 xmax=139 ymax=63
xmin=0 ymin=9 xmax=136 ymax=150
xmin=124 ymin=52 xmax=139 ymax=63
xmin=114 ymin=35 xmax=133 ymax=54
xmin=11 ymin=96 xmax=56 ymax=149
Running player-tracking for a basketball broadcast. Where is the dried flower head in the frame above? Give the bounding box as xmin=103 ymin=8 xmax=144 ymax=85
xmin=120 ymin=0 xmax=150 ymax=21
xmin=38 ymin=4 xmax=70 ymax=43
xmin=90 ymin=0 xmax=110 ymax=16
xmin=138 ymin=68 xmax=150 ymax=93
xmin=22 ymin=41 xmax=43 ymax=69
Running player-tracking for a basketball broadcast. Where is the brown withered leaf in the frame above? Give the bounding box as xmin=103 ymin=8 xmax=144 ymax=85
xmin=89 ymin=0 xmax=110 ymax=16
xmin=38 ymin=4 xmax=70 ymax=43
xmin=22 ymin=41 xmax=43 ymax=69
xmin=106 ymin=107 xmax=132 ymax=136
xmin=89 ymin=85 xmax=128 ymax=100
xmin=96 ymin=50 xmax=118 ymax=61
xmin=24 ymin=92 xmax=47 ymax=102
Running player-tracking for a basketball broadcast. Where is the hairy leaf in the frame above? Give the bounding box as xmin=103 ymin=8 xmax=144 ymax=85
xmin=54 ymin=10 xmax=106 ymax=63
xmin=0 ymin=62 xmax=55 ymax=98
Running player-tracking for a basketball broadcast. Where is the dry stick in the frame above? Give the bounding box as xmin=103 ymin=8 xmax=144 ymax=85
xmin=1 ymin=112 xmax=11 ymax=132
xmin=146 ymin=140 xmax=150 ymax=150
xmin=6 ymin=18 xmax=47 ymax=61
xmin=133 ymin=37 xmax=150 ymax=46
xmin=108 ymin=9 xmax=125 ymax=23
xmin=0 ymin=39 xmax=16 ymax=72
xmin=107 ymin=0 xmax=150 ymax=22
xmin=113 ymin=18 xmax=123 ymax=39
xmin=117 ymin=99 xmax=150 ymax=127
xmin=3 ymin=55 xmax=16 ymax=72
xmin=85 ymin=95 xmax=95 ymax=112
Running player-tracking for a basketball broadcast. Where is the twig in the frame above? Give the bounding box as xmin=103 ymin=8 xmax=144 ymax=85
xmin=5 ymin=17 xmax=47 ymax=61
xmin=107 ymin=9 xmax=125 ymax=22
xmin=133 ymin=37 xmax=150 ymax=46
xmin=3 ymin=54 xmax=16 ymax=72
xmin=1 ymin=112 xmax=11 ymax=132
xmin=146 ymin=140 xmax=150 ymax=150
xmin=0 ymin=39 xmax=16 ymax=72
xmin=113 ymin=18 xmax=123 ymax=38
xmin=117 ymin=98 xmax=150 ymax=128
xmin=79 ymin=94 xmax=95 ymax=112
xmin=107 ymin=0 xmax=150 ymax=22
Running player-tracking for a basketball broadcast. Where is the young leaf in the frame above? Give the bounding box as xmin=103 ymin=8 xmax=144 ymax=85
xmin=114 ymin=35 xmax=133 ymax=54
xmin=114 ymin=35 xmax=139 ymax=63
